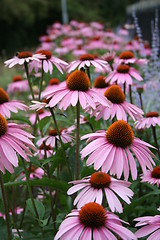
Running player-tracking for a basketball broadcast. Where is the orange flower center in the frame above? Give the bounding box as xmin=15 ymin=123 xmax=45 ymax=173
xmin=151 ymin=166 xmax=160 ymax=179
xmin=90 ymin=172 xmax=111 ymax=188
xmin=67 ymin=70 xmax=90 ymax=91
xmin=36 ymin=50 xmax=52 ymax=59
xmin=12 ymin=75 xmax=23 ymax=82
xmin=117 ymin=64 xmax=130 ymax=73
xmin=49 ymin=129 xmax=58 ymax=136
xmin=93 ymin=76 xmax=109 ymax=88
xmin=119 ymin=51 xmax=135 ymax=59
xmin=79 ymin=54 xmax=95 ymax=61
xmin=17 ymin=51 xmax=32 ymax=58
xmin=106 ymin=120 xmax=134 ymax=148
xmin=38 ymin=109 xmax=44 ymax=115
xmin=146 ymin=112 xmax=159 ymax=118
xmin=0 ymin=114 xmax=8 ymax=137
xmin=49 ymin=78 xmax=60 ymax=85
xmin=104 ymin=85 xmax=125 ymax=103
xmin=0 ymin=88 xmax=9 ymax=104
xmin=79 ymin=202 xmax=106 ymax=228
xmin=44 ymin=37 xmax=52 ymax=42
xmin=39 ymin=143 xmax=52 ymax=150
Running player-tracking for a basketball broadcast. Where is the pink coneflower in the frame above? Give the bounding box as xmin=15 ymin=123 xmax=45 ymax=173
xmin=117 ymin=51 xmax=148 ymax=65
xmin=0 ymin=114 xmax=35 ymax=173
xmin=43 ymin=70 xmax=111 ymax=110
xmin=35 ymin=143 xmax=54 ymax=159
xmin=106 ymin=64 xmax=143 ymax=85
xmin=92 ymin=75 xmax=110 ymax=95
xmin=42 ymin=78 xmax=65 ymax=95
xmin=0 ymin=88 xmax=28 ymax=118
xmin=36 ymin=126 xmax=75 ymax=148
xmin=29 ymin=109 xmax=51 ymax=125
xmin=94 ymin=85 xmax=144 ymax=121
xmin=81 ymin=120 xmax=156 ymax=180
xmin=22 ymin=166 xmax=44 ymax=180
xmin=7 ymin=75 xmax=29 ymax=93
xmin=29 ymin=49 xmax=68 ymax=74
xmin=55 ymin=202 xmax=136 ymax=240
xmin=67 ymin=171 xmax=133 ymax=213
xmin=4 ymin=51 xmax=43 ymax=68
xmin=134 ymin=208 xmax=160 ymax=239
xmin=141 ymin=166 xmax=160 ymax=187
xmin=135 ymin=112 xmax=160 ymax=129
xmin=67 ymin=54 xmax=109 ymax=73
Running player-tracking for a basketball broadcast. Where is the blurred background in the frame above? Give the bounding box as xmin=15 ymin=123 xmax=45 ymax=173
xmin=0 ymin=0 xmax=150 ymax=56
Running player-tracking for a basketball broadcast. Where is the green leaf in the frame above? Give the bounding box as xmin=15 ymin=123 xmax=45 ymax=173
xmin=5 ymin=178 xmax=69 ymax=192
xmin=29 ymin=156 xmax=41 ymax=167
xmin=38 ymin=116 xmax=51 ymax=132
xmin=49 ymin=148 xmax=65 ymax=175
xmin=26 ymin=199 xmax=45 ymax=220
xmin=9 ymin=115 xmax=31 ymax=125
xmin=39 ymin=217 xmax=49 ymax=227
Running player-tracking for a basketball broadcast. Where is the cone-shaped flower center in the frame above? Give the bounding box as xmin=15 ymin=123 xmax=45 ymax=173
xmin=0 ymin=88 xmax=9 ymax=104
xmin=119 ymin=51 xmax=135 ymax=59
xmin=36 ymin=50 xmax=52 ymax=59
xmin=67 ymin=70 xmax=90 ymax=91
xmin=44 ymin=37 xmax=52 ymax=42
xmin=117 ymin=64 xmax=130 ymax=73
xmin=39 ymin=143 xmax=52 ymax=150
xmin=146 ymin=112 xmax=159 ymax=118
xmin=12 ymin=75 xmax=23 ymax=82
xmin=0 ymin=114 xmax=8 ymax=137
xmin=151 ymin=166 xmax=160 ymax=179
xmin=90 ymin=172 xmax=111 ymax=188
xmin=79 ymin=202 xmax=106 ymax=228
xmin=38 ymin=109 xmax=44 ymax=115
xmin=49 ymin=78 xmax=60 ymax=85
xmin=104 ymin=85 xmax=125 ymax=103
xmin=49 ymin=129 xmax=58 ymax=136
xmin=106 ymin=120 xmax=134 ymax=148
xmin=93 ymin=76 xmax=109 ymax=88
xmin=17 ymin=51 xmax=33 ymax=58
xmin=79 ymin=54 xmax=94 ymax=61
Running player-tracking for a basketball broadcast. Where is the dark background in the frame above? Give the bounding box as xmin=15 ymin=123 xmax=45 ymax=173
xmin=0 ymin=0 xmax=139 ymax=56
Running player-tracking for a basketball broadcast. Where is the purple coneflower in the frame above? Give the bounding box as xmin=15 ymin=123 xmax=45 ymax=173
xmin=0 ymin=88 xmax=28 ymax=118
xmin=43 ymin=70 xmax=111 ymax=110
xmin=4 ymin=51 xmax=43 ymax=68
xmin=67 ymin=171 xmax=133 ymax=213
xmin=141 ymin=166 xmax=160 ymax=187
xmin=106 ymin=64 xmax=143 ymax=85
xmin=0 ymin=114 xmax=35 ymax=173
xmin=67 ymin=54 xmax=109 ymax=73
xmin=81 ymin=120 xmax=156 ymax=180
xmin=55 ymin=202 xmax=136 ymax=240
xmin=93 ymin=85 xmax=144 ymax=121
xmin=7 ymin=75 xmax=29 ymax=93
xmin=134 ymin=207 xmax=160 ymax=239
xmin=29 ymin=49 xmax=68 ymax=74
xmin=135 ymin=112 xmax=160 ymax=129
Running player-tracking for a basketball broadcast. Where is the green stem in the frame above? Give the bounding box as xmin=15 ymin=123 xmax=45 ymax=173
xmin=39 ymin=61 xmax=44 ymax=101
xmin=152 ymin=126 xmax=160 ymax=160
xmin=49 ymin=108 xmax=73 ymax=179
xmin=86 ymin=67 xmax=91 ymax=81
xmin=139 ymin=93 xmax=143 ymax=110
xmin=129 ymin=85 xmax=133 ymax=104
xmin=21 ymin=158 xmax=39 ymax=219
xmin=123 ymin=82 xmax=126 ymax=96
xmin=24 ymin=62 xmax=35 ymax=100
xmin=19 ymin=187 xmax=28 ymax=229
xmin=0 ymin=172 xmax=12 ymax=240
xmin=76 ymin=101 xmax=80 ymax=179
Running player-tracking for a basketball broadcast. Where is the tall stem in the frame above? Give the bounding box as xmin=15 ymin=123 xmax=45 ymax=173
xmin=21 ymin=158 xmax=39 ymax=219
xmin=129 ymin=84 xmax=133 ymax=104
xmin=0 ymin=172 xmax=12 ymax=240
xmin=24 ymin=62 xmax=35 ymax=100
xmin=49 ymin=108 xmax=72 ymax=179
xmin=86 ymin=67 xmax=91 ymax=81
xmin=152 ymin=126 xmax=160 ymax=159
xmin=138 ymin=93 xmax=143 ymax=110
xmin=76 ymin=101 xmax=80 ymax=179
xmin=39 ymin=62 xmax=44 ymax=101
xmin=123 ymin=82 xmax=126 ymax=96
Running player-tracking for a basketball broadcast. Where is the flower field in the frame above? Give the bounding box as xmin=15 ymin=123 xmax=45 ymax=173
xmin=1 ymin=17 xmax=160 ymax=240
